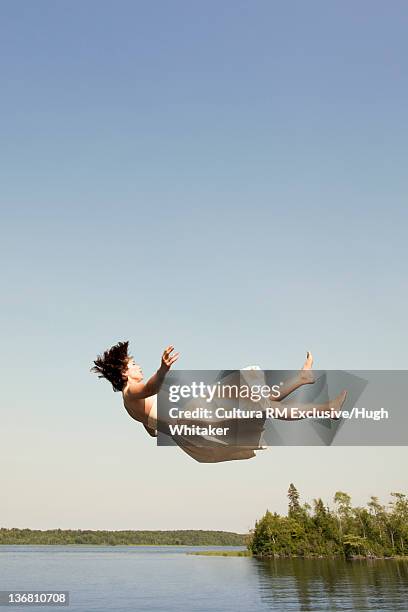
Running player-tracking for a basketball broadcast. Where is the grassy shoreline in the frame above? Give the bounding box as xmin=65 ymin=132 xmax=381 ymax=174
xmin=188 ymin=550 xmax=408 ymax=560
xmin=188 ymin=550 xmax=250 ymax=557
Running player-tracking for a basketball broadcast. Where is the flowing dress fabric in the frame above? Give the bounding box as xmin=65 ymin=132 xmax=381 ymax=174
xmin=148 ymin=366 xmax=267 ymax=462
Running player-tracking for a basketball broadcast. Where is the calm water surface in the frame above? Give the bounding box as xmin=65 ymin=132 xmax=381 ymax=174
xmin=0 ymin=546 xmax=407 ymax=611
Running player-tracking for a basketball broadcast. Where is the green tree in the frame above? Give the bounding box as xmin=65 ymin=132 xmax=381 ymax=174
xmin=389 ymin=492 xmax=408 ymax=555
xmin=288 ymin=483 xmax=301 ymax=517
xmin=334 ymin=491 xmax=352 ymax=537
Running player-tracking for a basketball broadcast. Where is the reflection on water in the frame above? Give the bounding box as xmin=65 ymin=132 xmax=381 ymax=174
xmin=0 ymin=546 xmax=407 ymax=611
xmin=255 ymin=557 xmax=408 ymax=611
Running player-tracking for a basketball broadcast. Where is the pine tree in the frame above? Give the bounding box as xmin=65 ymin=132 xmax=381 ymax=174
xmin=288 ymin=483 xmax=301 ymax=517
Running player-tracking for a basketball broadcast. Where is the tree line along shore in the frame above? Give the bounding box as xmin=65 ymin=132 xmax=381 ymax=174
xmin=248 ymin=484 xmax=408 ymax=560
xmin=0 ymin=529 xmax=244 ymax=546
xmin=2 ymin=485 xmax=407 ymax=559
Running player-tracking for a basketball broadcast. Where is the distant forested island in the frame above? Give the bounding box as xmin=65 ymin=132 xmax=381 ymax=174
xmin=248 ymin=484 xmax=408 ymax=560
xmin=0 ymin=529 xmax=245 ymax=546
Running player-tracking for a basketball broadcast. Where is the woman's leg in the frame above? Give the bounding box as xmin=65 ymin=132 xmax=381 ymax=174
xmin=268 ymin=389 xmax=347 ymax=420
xmin=273 ymin=351 xmax=315 ymax=401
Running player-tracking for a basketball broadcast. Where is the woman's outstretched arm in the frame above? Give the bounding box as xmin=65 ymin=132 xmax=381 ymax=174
xmin=128 ymin=346 xmax=179 ymax=399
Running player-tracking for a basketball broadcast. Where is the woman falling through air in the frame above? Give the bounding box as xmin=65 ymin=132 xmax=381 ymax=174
xmin=91 ymin=342 xmax=346 ymax=463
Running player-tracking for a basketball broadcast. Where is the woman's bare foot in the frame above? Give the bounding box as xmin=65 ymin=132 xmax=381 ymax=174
xmin=300 ymin=351 xmax=314 ymax=384
xmin=329 ymin=390 xmax=347 ymax=419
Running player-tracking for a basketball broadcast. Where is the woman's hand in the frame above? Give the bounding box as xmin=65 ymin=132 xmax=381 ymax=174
xmin=161 ymin=345 xmax=180 ymax=371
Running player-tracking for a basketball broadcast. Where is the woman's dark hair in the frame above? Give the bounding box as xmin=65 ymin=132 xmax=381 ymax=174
xmin=91 ymin=340 xmax=130 ymax=392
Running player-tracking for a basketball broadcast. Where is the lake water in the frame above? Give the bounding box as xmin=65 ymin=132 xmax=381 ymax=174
xmin=0 ymin=546 xmax=407 ymax=611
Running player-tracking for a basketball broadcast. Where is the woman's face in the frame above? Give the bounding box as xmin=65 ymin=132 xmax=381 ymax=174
xmin=126 ymin=357 xmax=144 ymax=382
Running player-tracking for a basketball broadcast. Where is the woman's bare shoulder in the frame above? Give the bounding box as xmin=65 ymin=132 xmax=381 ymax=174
xmin=122 ymin=387 xmax=145 ymax=421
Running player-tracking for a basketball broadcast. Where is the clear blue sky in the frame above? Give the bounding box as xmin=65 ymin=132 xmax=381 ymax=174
xmin=1 ymin=1 xmax=407 ymax=531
